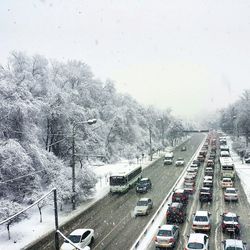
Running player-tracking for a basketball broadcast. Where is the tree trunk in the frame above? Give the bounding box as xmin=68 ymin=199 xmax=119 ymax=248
xmin=7 ymin=223 xmax=10 ymax=240
xmin=38 ymin=206 xmax=42 ymax=223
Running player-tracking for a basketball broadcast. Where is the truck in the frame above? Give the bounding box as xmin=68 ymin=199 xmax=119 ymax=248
xmin=164 ymin=152 xmax=174 ymax=165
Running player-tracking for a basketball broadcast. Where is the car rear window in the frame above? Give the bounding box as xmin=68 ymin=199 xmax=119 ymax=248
xmin=187 ymin=242 xmax=204 ymax=249
xmin=194 ymin=215 xmax=208 ymax=222
xmin=226 ymin=247 xmax=243 ymax=250
xmin=157 ymin=229 xmax=172 ymax=237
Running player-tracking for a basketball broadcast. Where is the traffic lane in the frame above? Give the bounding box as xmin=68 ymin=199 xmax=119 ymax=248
xmin=32 ymin=134 xmax=204 ymax=250
xmin=146 ymin=142 xmax=207 ymax=250
xmin=221 ymin=174 xmax=250 ymax=245
xmin=92 ymin=134 xmax=205 ymax=249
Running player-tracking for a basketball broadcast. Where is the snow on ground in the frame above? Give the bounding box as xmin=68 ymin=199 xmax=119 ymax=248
xmin=0 ymin=150 xmax=165 ymax=250
xmin=227 ymin=137 xmax=250 ymax=205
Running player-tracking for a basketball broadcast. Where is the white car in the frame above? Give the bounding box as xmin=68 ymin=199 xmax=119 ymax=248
xmin=154 ymin=224 xmax=179 ymax=249
xmin=60 ymin=229 xmax=94 ymax=250
xmin=185 ymin=233 xmax=209 ymax=250
xmin=175 ymin=158 xmax=185 ymax=166
xmin=192 ymin=211 xmax=211 ymax=232
xmin=134 ymin=197 xmax=153 ymax=216
xmin=222 ymin=239 xmax=247 ymax=250
xmin=221 ymin=178 xmax=233 ymax=189
xmin=224 ymin=188 xmax=238 ymax=202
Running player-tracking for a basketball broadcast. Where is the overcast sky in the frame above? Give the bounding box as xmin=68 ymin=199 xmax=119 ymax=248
xmin=1 ymin=0 xmax=250 ymax=118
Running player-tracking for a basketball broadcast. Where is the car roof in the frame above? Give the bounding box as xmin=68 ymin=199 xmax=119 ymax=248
xmin=159 ymin=224 xmax=175 ymax=230
xmin=140 ymin=178 xmax=149 ymax=181
xmin=201 ymin=187 xmax=210 ymax=190
xmin=225 ymin=188 xmax=236 ymax=191
xmin=225 ymin=239 xmax=244 ymax=247
xmin=188 ymin=233 xmax=207 ymax=242
xmin=174 ymin=188 xmax=184 ymax=193
xmin=170 ymin=202 xmax=181 ymax=207
xmin=139 ymin=197 xmax=150 ymax=201
xmin=224 ymin=212 xmax=237 ymax=217
xmin=70 ymin=229 xmax=90 ymax=235
xmin=195 ymin=211 xmax=208 ymax=216
xmin=222 ymin=178 xmax=232 ymax=181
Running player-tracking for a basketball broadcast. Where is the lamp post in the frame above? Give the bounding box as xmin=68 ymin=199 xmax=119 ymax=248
xmin=71 ymin=119 xmax=97 ymax=210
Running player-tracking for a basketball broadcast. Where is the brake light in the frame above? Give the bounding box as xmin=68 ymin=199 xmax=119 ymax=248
xmin=169 ymin=237 xmax=175 ymax=243
xmin=222 ymin=222 xmax=226 ymax=228
xmin=154 ymin=236 xmax=157 ymax=242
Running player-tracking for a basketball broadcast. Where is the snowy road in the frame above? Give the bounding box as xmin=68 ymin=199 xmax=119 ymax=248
xmin=25 ymin=134 xmax=204 ymax=250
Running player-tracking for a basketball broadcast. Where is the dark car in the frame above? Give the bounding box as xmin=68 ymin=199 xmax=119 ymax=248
xmin=192 ymin=159 xmax=201 ymax=167
xmin=221 ymin=212 xmax=241 ymax=235
xmin=199 ymin=187 xmax=212 ymax=202
xmin=166 ymin=202 xmax=186 ymax=223
xmin=172 ymin=189 xmax=189 ymax=205
xmin=136 ymin=178 xmax=152 ymax=193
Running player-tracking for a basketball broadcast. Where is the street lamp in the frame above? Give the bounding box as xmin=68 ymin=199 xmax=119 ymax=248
xmin=71 ymin=118 xmax=97 ymax=210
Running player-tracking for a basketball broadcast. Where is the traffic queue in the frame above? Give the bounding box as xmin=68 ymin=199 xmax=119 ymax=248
xmin=154 ymin=133 xmax=247 ymax=250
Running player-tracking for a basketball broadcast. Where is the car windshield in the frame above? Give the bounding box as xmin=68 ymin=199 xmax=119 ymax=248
xmin=224 ymin=216 xmax=238 ymax=222
xmin=194 ymin=215 xmax=208 ymax=222
xmin=137 ymin=200 xmax=148 ymax=206
xmin=226 ymin=247 xmax=243 ymax=250
xmin=157 ymin=229 xmax=172 ymax=237
xmin=226 ymin=189 xmax=236 ymax=194
xmin=65 ymin=235 xmax=81 ymax=243
xmin=178 ymin=158 xmax=183 ymax=161
xmin=223 ymin=180 xmax=231 ymax=183
xmin=139 ymin=180 xmax=148 ymax=185
xmin=187 ymin=242 xmax=204 ymax=249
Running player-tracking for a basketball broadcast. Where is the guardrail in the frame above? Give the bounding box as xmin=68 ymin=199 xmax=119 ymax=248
xmin=130 ymin=135 xmax=207 ymax=250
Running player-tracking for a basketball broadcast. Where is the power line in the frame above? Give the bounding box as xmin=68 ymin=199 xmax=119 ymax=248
xmin=0 ymin=169 xmax=46 ymax=184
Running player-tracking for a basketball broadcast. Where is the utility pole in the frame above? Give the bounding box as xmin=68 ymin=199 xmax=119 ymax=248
xmin=72 ymin=125 xmax=76 ymax=210
xmin=71 ymin=119 xmax=97 ymax=210
xmin=53 ymin=189 xmax=60 ymax=250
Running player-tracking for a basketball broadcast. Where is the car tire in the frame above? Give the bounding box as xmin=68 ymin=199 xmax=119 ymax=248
xmin=90 ymin=237 xmax=94 ymax=245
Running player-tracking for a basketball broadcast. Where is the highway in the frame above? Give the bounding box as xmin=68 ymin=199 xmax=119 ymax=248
xmin=25 ymin=134 xmax=205 ymax=250
xmin=147 ymin=135 xmax=250 ymax=249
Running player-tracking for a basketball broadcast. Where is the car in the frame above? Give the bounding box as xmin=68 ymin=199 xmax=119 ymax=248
xmin=185 ymin=233 xmax=209 ymax=250
xmin=221 ymin=212 xmax=240 ymax=235
xmin=199 ymin=187 xmax=212 ymax=202
xmin=166 ymin=202 xmax=186 ymax=223
xmin=206 ymin=159 xmax=214 ymax=167
xmin=60 ymin=229 xmax=94 ymax=250
xmin=189 ymin=164 xmax=199 ymax=172
xmin=222 ymin=239 xmax=247 ymax=250
xmin=197 ymin=154 xmax=205 ymax=162
xmin=224 ymin=188 xmax=238 ymax=202
xmin=134 ymin=198 xmax=153 ymax=216
xmin=221 ymin=178 xmax=233 ymax=189
xmin=192 ymin=211 xmax=211 ymax=232
xmin=172 ymin=189 xmax=189 ymax=205
xmin=186 ymin=168 xmax=197 ymax=178
xmin=175 ymin=158 xmax=185 ymax=166
xmin=154 ymin=224 xmax=179 ymax=249
xmin=184 ymin=174 xmax=196 ymax=184
xmin=203 ymin=178 xmax=213 ymax=189
xmin=136 ymin=177 xmax=152 ymax=193
xmin=184 ymin=182 xmax=195 ymax=195
xmin=192 ymin=160 xmax=201 ymax=167
xmin=204 ymin=167 xmax=213 ymax=176
xmin=245 ymin=157 xmax=250 ymax=163
xmin=181 ymin=146 xmax=187 ymax=151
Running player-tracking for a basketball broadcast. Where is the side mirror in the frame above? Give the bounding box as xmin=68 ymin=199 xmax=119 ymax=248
xmin=208 ymin=212 xmax=211 ymax=216
xmin=221 ymin=240 xmax=225 ymax=244
xmin=243 ymin=242 xmax=247 ymax=245
xmin=187 ymin=235 xmax=190 ymax=238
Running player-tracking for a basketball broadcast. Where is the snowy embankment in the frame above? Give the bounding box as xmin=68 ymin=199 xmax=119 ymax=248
xmin=1 ymin=137 xmax=189 ymax=250
xmin=227 ymin=137 xmax=250 ymax=205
